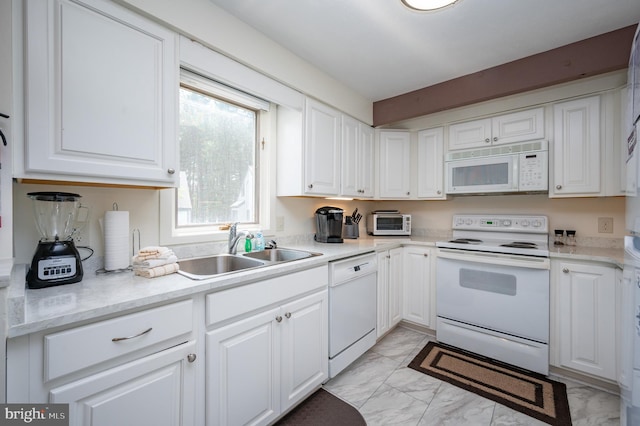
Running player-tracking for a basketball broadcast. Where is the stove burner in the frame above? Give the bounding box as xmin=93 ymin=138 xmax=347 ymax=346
xmin=500 ymin=241 xmax=538 ymax=249
xmin=449 ymin=238 xmax=483 ymax=244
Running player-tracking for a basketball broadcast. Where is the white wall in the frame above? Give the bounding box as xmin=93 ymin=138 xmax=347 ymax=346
xmin=117 ymin=0 xmax=373 ymax=124
xmin=13 ymin=183 xmax=160 ymax=265
xmin=377 ymin=195 xmax=626 ymax=240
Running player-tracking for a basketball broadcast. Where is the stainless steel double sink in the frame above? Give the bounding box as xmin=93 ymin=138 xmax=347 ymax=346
xmin=177 ymin=248 xmax=322 ymax=280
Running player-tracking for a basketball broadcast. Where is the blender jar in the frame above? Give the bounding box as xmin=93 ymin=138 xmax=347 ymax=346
xmin=28 ymin=192 xmax=87 ymax=241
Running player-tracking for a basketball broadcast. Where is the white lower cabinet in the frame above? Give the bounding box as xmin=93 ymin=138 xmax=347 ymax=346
xmin=377 ymin=248 xmax=403 ymax=338
xmin=50 ymin=341 xmax=197 ymax=426
xmin=402 ymin=246 xmax=436 ymax=328
xmin=552 ymin=259 xmax=618 ymax=381
xmin=206 ymin=290 xmax=328 ymax=426
xmin=6 ymin=300 xmax=197 ymax=425
xmin=205 ymin=266 xmax=328 ymax=426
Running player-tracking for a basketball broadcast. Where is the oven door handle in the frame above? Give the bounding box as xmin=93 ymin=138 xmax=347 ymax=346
xmin=436 ymin=248 xmax=550 ymax=270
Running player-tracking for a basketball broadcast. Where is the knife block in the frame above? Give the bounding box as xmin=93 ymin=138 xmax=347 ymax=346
xmin=343 ymin=223 xmax=359 ymax=239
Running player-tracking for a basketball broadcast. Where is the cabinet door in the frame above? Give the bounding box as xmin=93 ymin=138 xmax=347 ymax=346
xmin=376 ymin=251 xmax=390 ymax=338
xmin=448 ymin=118 xmax=492 ymax=150
xmin=50 ymin=341 xmax=196 ymax=426
xmin=557 ymin=261 xmax=616 ymax=380
xmin=24 ymin=0 xmax=178 ymax=186
xmin=417 ymin=128 xmax=445 ymax=199
xmin=341 ymin=116 xmax=360 ymax=197
xmin=379 ymin=131 xmax=411 ymax=198
xmin=388 ymin=247 xmax=404 ymax=328
xmin=552 ymin=96 xmax=601 ymax=196
xmin=358 ymin=124 xmax=375 ymax=198
xmin=206 ymin=308 xmax=280 ymax=426
xmin=280 ymin=290 xmax=328 ymax=412
xmin=304 ymin=99 xmax=341 ymax=195
xmin=491 ymin=107 xmax=544 ymax=146
xmin=403 ymin=246 xmax=433 ymax=327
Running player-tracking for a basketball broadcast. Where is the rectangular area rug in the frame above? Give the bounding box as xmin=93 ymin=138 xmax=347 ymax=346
xmin=408 ymin=342 xmax=572 ymax=426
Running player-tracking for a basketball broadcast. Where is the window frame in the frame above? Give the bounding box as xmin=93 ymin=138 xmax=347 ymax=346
xmin=159 ymin=69 xmax=275 ymax=245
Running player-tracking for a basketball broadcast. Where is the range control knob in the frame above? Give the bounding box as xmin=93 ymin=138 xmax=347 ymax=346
xmin=502 ymin=220 xmax=512 ymax=227
xmin=521 ymin=220 xmax=530 ymax=227
xmin=532 ymin=220 xmax=542 ymax=228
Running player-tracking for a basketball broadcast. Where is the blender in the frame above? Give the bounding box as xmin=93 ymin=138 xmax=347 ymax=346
xmin=26 ymin=192 xmax=88 ymax=288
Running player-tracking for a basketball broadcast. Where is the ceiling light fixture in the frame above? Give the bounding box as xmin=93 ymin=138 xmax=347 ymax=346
xmin=401 ymin=0 xmax=458 ymax=11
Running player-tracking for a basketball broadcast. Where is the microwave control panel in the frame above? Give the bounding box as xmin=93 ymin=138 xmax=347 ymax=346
xmin=518 ymin=151 xmax=548 ymax=191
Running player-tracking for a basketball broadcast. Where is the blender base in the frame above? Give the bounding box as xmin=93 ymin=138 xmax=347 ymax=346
xmin=27 ymin=241 xmax=84 ymax=289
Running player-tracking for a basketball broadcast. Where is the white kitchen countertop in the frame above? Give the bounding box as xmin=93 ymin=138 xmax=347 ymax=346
xmin=5 ymin=235 xmax=622 ymax=338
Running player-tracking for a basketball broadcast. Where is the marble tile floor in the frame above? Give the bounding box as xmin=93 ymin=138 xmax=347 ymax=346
xmin=324 ymin=326 xmax=621 ymax=426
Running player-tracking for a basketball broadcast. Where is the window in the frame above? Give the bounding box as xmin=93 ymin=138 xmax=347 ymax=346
xmin=160 ymin=69 xmax=273 ymax=244
xmin=178 ymin=85 xmax=258 ymax=226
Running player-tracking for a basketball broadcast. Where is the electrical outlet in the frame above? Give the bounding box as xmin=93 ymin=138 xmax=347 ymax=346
xmin=276 ymin=216 xmax=285 ymax=232
xmin=73 ymin=225 xmax=91 ymax=246
xmin=598 ymin=217 xmax=613 ymax=233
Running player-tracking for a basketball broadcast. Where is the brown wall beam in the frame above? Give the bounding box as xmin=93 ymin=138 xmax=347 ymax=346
xmin=373 ymin=25 xmax=637 ymax=127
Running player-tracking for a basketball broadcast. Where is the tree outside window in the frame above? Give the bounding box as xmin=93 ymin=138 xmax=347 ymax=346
xmin=178 ymin=86 xmax=258 ymax=227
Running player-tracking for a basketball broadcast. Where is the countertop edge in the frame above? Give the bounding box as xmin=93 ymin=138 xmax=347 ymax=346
xmin=7 ymin=237 xmax=623 ymax=338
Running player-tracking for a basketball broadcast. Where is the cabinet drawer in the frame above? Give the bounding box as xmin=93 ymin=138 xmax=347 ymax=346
xmin=44 ymin=300 xmax=193 ymax=381
xmin=206 ymin=265 xmax=328 ymax=327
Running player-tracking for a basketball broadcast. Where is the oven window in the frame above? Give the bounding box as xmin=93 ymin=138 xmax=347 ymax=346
xmin=452 ymin=162 xmax=509 ymax=186
xmin=459 ymin=268 xmax=516 ymax=296
xmin=377 ymin=217 xmax=403 ymax=231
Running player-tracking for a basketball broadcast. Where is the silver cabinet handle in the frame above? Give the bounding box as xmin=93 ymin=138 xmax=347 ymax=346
xmin=437 ymin=190 xmax=442 ymax=195
xmin=112 ymin=327 xmax=152 ymax=342
xmin=275 ymin=315 xmax=283 ymax=323
xmin=187 ymin=353 xmax=197 ymax=363
xmin=406 ymin=191 xmax=410 ymax=196
xmin=485 ymin=138 xmax=490 ymax=143
xmin=556 ymin=184 xmax=562 ymax=190
xmin=285 ymin=312 xmax=291 ymax=319
xmin=307 ymin=184 xmax=313 ymax=189
xmin=562 ymin=268 xmax=569 ymax=273
xmin=167 ymin=168 xmax=175 ymax=174
xmin=493 ymin=137 xmax=498 ymax=142
xmin=423 ymin=253 xmax=429 ymax=257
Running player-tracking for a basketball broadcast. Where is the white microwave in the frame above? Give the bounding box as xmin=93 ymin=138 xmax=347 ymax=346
xmin=366 ymin=214 xmax=411 ymax=236
xmin=445 ymin=141 xmax=548 ymax=195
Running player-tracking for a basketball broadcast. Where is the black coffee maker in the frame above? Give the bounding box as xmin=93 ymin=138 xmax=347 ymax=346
xmin=314 ymin=206 xmax=344 ymax=243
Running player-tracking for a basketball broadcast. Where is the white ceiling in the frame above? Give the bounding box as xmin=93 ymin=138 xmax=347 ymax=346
xmin=209 ymin=0 xmax=640 ymax=102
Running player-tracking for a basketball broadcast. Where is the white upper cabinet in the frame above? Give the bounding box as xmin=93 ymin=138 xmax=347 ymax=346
xmin=378 ymin=130 xmax=411 ymax=198
xmin=21 ymin=0 xmax=179 ymax=186
xmin=448 ymin=107 xmax=544 ymax=150
xmin=304 ymin=99 xmax=342 ymax=195
xmin=277 ymin=98 xmax=373 ymax=198
xmin=417 ymin=127 xmax=445 ymax=199
xmin=551 ymin=96 xmax=601 ymax=197
xmin=341 ymin=115 xmax=374 ymax=198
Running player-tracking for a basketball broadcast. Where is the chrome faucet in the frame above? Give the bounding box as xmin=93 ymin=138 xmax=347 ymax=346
xmin=228 ymin=222 xmax=253 ymax=254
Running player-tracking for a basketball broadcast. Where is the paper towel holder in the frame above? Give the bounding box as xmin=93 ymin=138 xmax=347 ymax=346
xmin=96 ymin=203 xmax=133 ymax=275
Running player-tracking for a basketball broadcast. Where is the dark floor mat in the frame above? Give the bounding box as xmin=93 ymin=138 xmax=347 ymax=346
xmin=274 ymin=388 xmax=366 ymax=426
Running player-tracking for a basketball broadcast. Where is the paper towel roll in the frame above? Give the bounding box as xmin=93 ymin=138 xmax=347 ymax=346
xmin=104 ymin=210 xmax=130 ymax=271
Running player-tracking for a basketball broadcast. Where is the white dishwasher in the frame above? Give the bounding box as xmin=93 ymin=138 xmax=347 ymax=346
xmin=328 ymin=252 xmax=377 ymax=378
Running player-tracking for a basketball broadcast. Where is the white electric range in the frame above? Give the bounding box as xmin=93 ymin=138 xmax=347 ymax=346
xmin=435 ymin=214 xmax=551 ymax=374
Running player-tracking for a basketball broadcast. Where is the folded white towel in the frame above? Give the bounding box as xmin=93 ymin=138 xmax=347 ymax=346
xmin=132 ymin=247 xmax=175 ymax=262
xmin=133 ymin=255 xmax=178 ymax=269
xmin=134 ymin=263 xmax=180 ymax=278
